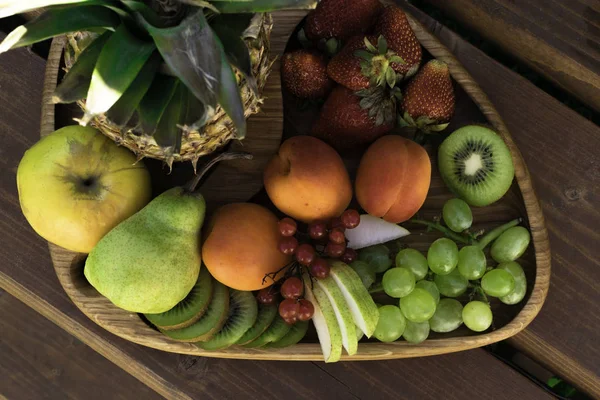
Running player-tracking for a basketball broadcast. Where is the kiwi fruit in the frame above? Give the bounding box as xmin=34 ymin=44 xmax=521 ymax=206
xmin=145 ymin=267 xmax=213 ymax=330
xmin=438 ymin=125 xmax=515 ymax=207
xmin=160 ymin=280 xmax=229 ymax=342
xmin=267 ymin=321 xmax=309 ymax=348
xmin=196 ymin=290 xmax=258 ymax=351
xmin=236 ymin=303 xmax=278 ymax=345
xmin=243 ymin=315 xmax=291 ymax=348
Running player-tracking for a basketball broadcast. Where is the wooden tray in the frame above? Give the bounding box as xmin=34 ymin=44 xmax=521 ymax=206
xmin=41 ymin=8 xmax=550 ymax=361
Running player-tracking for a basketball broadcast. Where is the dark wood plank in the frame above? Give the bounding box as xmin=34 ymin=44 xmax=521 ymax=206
xmin=0 ymin=29 xmax=553 ymax=400
xmin=419 ymin=0 xmax=600 ymax=112
xmin=0 ymin=290 xmax=161 ymax=400
xmin=403 ymin=3 xmax=600 ymax=397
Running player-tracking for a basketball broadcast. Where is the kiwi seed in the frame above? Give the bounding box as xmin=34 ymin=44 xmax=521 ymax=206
xmin=236 ymin=303 xmax=279 ymax=345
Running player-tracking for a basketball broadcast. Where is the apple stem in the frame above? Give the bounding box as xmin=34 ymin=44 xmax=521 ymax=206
xmin=186 ymin=151 xmax=253 ymax=193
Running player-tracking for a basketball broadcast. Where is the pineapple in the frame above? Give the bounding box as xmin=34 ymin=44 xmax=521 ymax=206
xmin=0 ymin=0 xmax=316 ymax=167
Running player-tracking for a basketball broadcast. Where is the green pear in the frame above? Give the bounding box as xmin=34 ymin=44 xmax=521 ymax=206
xmin=84 ymin=187 xmax=205 ymax=314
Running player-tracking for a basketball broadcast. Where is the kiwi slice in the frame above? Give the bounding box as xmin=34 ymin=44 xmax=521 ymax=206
xmin=243 ymin=316 xmax=291 ymax=348
xmin=267 ymin=321 xmax=309 ymax=348
xmin=145 ymin=267 xmax=213 ymax=330
xmin=438 ymin=125 xmax=515 ymax=207
xmin=236 ymin=303 xmax=278 ymax=345
xmin=160 ymin=280 xmax=229 ymax=342
xmin=196 ymin=290 xmax=258 ymax=351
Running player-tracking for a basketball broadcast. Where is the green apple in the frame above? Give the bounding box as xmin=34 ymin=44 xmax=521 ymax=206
xmin=17 ymin=126 xmax=151 ymax=253
xmin=303 ymin=274 xmax=342 ymax=363
xmin=329 ymin=261 xmax=379 ymax=338
xmin=315 ymin=275 xmax=358 ymax=356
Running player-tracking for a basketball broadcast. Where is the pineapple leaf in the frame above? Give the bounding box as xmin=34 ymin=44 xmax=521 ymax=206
xmin=0 ymin=0 xmax=95 ymax=18
xmin=119 ymin=1 xmax=162 ymax=27
xmin=137 ymin=75 xmax=180 ymax=135
xmin=106 ymin=52 xmax=161 ymax=126
xmin=215 ymin=36 xmax=246 ymax=139
xmin=177 ymin=0 xmax=219 ymax=13
xmin=211 ymin=0 xmax=318 ymax=13
xmin=52 ymin=31 xmax=112 ymax=104
xmin=83 ymin=24 xmax=155 ymax=124
xmin=182 ymin=88 xmax=210 ymax=132
xmin=139 ymin=9 xmax=221 ymax=110
xmin=154 ymin=82 xmax=187 ymax=161
xmin=211 ymin=22 xmax=252 ymax=78
xmin=0 ymin=6 xmax=120 ymax=54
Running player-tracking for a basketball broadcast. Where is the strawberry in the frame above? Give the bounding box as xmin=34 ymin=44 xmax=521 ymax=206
xmin=328 ymin=35 xmax=406 ymax=91
xmin=399 ymin=59 xmax=455 ymax=133
xmin=311 ymin=86 xmax=396 ymax=151
xmin=375 ymin=6 xmax=422 ymax=79
xmin=281 ymin=49 xmax=333 ymax=99
xmin=304 ymin=0 xmax=383 ymax=42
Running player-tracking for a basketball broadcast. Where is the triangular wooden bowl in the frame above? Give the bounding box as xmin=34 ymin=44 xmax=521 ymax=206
xmin=41 ymin=9 xmax=550 ymax=361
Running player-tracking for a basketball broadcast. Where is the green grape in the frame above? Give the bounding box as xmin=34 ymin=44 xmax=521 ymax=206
xmin=427 ymin=238 xmax=459 ymax=275
xmin=415 ymin=280 xmax=440 ymax=304
xmin=497 ymin=261 xmax=526 ymax=305
xmin=490 ymin=226 xmax=531 ymax=263
xmin=349 ymin=260 xmax=376 ymax=289
xmin=395 ymin=248 xmax=428 ymax=280
xmin=457 ymin=245 xmax=487 ymax=280
xmin=434 ymin=269 xmax=468 ymax=297
xmin=399 ymin=288 xmax=436 ymax=323
xmin=359 ymin=244 xmax=393 ymax=274
xmin=382 ymin=268 xmax=415 ymax=298
xmin=402 ymin=320 xmax=430 ymax=344
xmin=373 ymin=305 xmax=406 ymax=342
xmin=481 ymin=269 xmax=515 ymax=297
xmin=429 ymin=298 xmax=463 ymax=333
xmin=462 ymin=301 xmax=492 ymax=332
xmin=442 ymin=198 xmax=473 ymax=232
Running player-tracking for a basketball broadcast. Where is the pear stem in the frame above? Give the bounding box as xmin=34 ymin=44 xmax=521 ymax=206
xmin=186 ymin=151 xmax=253 ymax=193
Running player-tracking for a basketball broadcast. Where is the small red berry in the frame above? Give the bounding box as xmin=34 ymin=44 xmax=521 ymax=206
xmin=298 ymin=299 xmax=315 ymax=321
xmin=280 ymin=277 xmax=304 ymax=299
xmin=278 ymin=217 xmax=297 ymax=237
xmin=308 ymin=221 xmax=328 ymax=240
xmin=340 ymin=248 xmax=358 ymax=264
xmin=257 ymin=288 xmax=276 ymax=305
xmin=296 ymin=244 xmax=316 ymax=266
xmin=310 ymin=258 xmax=331 ymax=279
xmin=278 ymin=236 xmax=299 ymax=255
xmin=279 ymin=298 xmax=299 ymax=320
xmin=328 ymin=228 xmax=346 ymax=244
xmin=325 ymin=241 xmax=346 ymax=258
xmin=341 ymin=209 xmax=360 ymax=229
xmin=328 ymin=217 xmax=346 ymax=231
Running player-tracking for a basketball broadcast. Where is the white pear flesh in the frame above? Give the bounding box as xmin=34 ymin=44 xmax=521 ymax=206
xmin=329 ymin=261 xmax=379 ymax=338
xmin=345 ymin=214 xmax=410 ymax=249
xmin=303 ymin=274 xmax=342 ymax=363
xmin=315 ymin=276 xmax=358 ymax=356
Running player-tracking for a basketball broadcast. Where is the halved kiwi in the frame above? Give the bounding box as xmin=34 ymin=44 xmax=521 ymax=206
xmin=145 ymin=267 xmax=213 ymax=330
xmin=243 ymin=315 xmax=291 ymax=348
xmin=267 ymin=321 xmax=309 ymax=348
xmin=196 ymin=290 xmax=258 ymax=351
xmin=160 ymin=280 xmax=229 ymax=342
xmin=236 ymin=303 xmax=279 ymax=345
xmin=438 ymin=125 xmax=515 ymax=207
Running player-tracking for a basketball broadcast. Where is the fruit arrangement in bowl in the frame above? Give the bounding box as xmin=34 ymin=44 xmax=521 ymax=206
xmin=8 ymin=0 xmax=549 ymax=362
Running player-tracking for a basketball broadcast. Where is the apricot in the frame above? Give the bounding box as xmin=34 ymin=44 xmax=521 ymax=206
xmin=202 ymin=203 xmax=291 ymax=291
xmin=355 ymin=136 xmax=431 ymax=223
xmin=264 ymin=136 xmax=352 ymax=223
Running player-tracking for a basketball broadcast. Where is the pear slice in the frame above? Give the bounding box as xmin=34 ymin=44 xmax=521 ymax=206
xmin=303 ymin=274 xmax=342 ymax=363
xmin=314 ymin=276 xmax=358 ymax=356
xmin=345 ymin=214 xmax=410 ymax=249
xmin=329 ymin=261 xmax=379 ymax=338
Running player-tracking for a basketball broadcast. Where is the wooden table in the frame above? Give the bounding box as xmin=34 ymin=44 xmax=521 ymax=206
xmin=0 ymin=2 xmax=598 ymax=399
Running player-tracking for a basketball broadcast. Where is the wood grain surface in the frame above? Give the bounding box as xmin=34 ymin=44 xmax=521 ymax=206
xmin=41 ymin=8 xmax=550 ymax=361
xmin=419 ymin=0 xmax=600 ymax=113
xmin=0 ymin=3 xmax=598 ymax=399
xmin=0 ymin=290 xmax=161 ymax=400
xmin=402 ymin=3 xmax=600 ymax=397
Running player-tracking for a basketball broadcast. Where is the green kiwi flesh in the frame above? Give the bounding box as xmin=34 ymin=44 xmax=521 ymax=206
xmin=267 ymin=321 xmax=309 ymax=348
xmin=438 ymin=125 xmax=515 ymax=207
xmin=236 ymin=303 xmax=278 ymax=345
xmin=196 ymin=290 xmax=258 ymax=350
xmin=145 ymin=267 xmax=213 ymax=330
xmin=243 ymin=316 xmax=291 ymax=348
xmin=160 ymin=280 xmax=229 ymax=342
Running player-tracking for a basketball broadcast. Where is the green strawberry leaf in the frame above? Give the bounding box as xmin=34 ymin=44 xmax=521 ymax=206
xmin=355 ymin=50 xmax=374 ymax=61
xmin=364 ymin=37 xmax=377 ymax=53
xmin=377 ymin=35 xmax=388 ymax=55
xmin=385 ymin=68 xmax=396 ymax=88
xmin=390 ymin=55 xmax=405 ymax=64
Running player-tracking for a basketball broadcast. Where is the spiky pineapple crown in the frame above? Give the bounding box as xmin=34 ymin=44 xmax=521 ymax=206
xmin=0 ymin=0 xmax=317 ymax=162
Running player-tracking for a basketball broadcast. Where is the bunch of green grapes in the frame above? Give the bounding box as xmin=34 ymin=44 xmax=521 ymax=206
xmin=355 ymin=198 xmax=531 ymax=344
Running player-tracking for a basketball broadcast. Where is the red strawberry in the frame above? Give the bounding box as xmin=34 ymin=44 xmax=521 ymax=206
xmin=328 ymin=35 xmax=406 ymax=91
xmin=399 ymin=59 xmax=455 ymax=133
xmin=312 ymin=86 xmax=396 ymax=151
xmin=281 ymin=49 xmax=333 ymax=99
xmin=304 ymin=0 xmax=383 ymax=42
xmin=375 ymin=6 xmax=422 ymax=79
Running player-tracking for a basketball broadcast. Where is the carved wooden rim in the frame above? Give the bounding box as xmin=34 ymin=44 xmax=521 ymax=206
xmin=42 ymin=9 xmax=551 ymax=361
